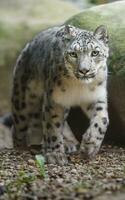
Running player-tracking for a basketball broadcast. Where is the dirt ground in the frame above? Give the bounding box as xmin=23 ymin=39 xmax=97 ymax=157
xmin=0 ymin=145 xmax=125 ymax=200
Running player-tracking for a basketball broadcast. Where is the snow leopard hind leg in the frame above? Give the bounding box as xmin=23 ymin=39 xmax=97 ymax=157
xmin=12 ymin=76 xmax=44 ymax=148
xmin=11 ymin=43 xmax=44 ymax=148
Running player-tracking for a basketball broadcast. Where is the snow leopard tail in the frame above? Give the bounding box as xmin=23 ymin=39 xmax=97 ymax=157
xmin=0 ymin=113 xmax=13 ymax=128
xmin=0 ymin=113 xmax=13 ymax=149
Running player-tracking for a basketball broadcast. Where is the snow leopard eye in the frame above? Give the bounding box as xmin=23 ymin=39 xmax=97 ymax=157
xmin=91 ymin=50 xmax=99 ymax=57
xmin=69 ymin=52 xmax=77 ymax=58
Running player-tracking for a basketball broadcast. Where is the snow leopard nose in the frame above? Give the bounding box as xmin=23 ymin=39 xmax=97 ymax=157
xmin=78 ymin=68 xmax=90 ymax=75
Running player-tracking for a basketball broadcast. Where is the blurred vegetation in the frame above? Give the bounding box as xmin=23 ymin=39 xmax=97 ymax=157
xmin=88 ymin=0 xmax=116 ymax=5
xmin=0 ymin=0 xmax=79 ymax=113
xmin=89 ymin=0 xmax=108 ymax=4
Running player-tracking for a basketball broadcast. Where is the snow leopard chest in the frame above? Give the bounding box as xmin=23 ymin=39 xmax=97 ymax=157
xmin=52 ymin=78 xmax=106 ymax=107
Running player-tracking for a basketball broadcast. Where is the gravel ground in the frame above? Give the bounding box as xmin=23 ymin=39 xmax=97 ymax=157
xmin=0 ymin=145 xmax=125 ymax=200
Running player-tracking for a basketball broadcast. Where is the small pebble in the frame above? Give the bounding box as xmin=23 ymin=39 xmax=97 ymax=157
xmin=71 ymin=169 xmax=77 ymax=174
xmin=28 ymin=159 xmax=35 ymax=165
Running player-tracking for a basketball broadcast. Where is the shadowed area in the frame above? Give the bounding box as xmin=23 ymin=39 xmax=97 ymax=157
xmin=68 ymin=76 xmax=125 ymax=146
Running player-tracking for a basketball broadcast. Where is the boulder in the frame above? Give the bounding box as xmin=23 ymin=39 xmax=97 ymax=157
xmin=66 ymin=1 xmax=125 ymax=145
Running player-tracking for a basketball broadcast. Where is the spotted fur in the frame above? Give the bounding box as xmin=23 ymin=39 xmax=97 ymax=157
xmin=12 ymin=25 xmax=109 ymax=164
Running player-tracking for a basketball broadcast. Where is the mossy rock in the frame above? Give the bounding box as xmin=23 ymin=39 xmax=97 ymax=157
xmin=66 ymin=1 xmax=125 ymax=77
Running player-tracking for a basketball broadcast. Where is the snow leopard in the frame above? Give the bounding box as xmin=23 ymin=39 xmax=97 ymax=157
xmin=11 ymin=24 xmax=109 ymax=165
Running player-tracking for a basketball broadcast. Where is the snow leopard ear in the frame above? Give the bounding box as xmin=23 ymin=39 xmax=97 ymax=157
xmin=56 ymin=25 xmax=77 ymax=39
xmin=94 ymin=25 xmax=108 ymax=44
xmin=64 ymin=25 xmax=77 ymax=38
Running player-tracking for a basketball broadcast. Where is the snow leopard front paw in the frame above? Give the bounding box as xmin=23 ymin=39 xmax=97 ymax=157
xmin=45 ymin=152 xmax=68 ymax=165
xmin=64 ymin=139 xmax=79 ymax=154
xmin=80 ymin=142 xmax=100 ymax=159
xmin=80 ymin=132 xmax=101 ymax=159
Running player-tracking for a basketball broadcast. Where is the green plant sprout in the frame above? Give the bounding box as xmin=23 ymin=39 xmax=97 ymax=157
xmin=35 ymin=154 xmax=46 ymax=178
